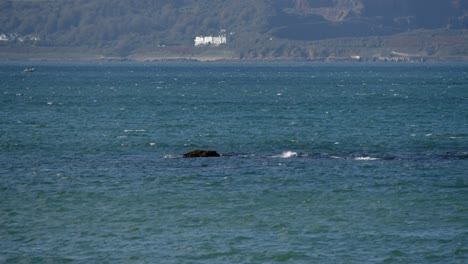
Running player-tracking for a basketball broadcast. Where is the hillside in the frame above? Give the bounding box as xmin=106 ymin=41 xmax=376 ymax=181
xmin=1 ymin=0 xmax=467 ymax=61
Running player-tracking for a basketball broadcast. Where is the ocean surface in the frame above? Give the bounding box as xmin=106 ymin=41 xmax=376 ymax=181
xmin=1 ymin=61 xmax=467 ymax=263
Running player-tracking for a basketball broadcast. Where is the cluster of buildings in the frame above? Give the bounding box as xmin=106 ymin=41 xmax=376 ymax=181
xmin=374 ymin=51 xmax=425 ymax=62
xmin=0 ymin=33 xmax=40 ymax=42
xmin=194 ymin=35 xmax=227 ymax=47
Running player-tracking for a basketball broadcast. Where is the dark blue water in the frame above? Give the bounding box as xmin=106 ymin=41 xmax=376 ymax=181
xmin=1 ymin=62 xmax=467 ymax=263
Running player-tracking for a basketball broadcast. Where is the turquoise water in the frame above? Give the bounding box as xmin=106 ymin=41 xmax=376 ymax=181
xmin=1 ymin=62 xmax=467 ymax=263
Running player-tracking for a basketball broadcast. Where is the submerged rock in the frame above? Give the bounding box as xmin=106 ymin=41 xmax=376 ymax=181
xmin=183 ymin=150 xmax=221 ymax=158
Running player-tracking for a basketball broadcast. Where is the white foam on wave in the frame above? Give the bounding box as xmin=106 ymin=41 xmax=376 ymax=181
xmin=163 ymin=154 xmax=180 ymax=159
xmin=274 ymin=151 xmax=298 ymax=158
xmin=236 ymin=154 xmax=256 ymax=158
xmin=354 ymin=157 xmax=380 ymax=161
xmin=330 ymin=156 xmax=344 ymax=159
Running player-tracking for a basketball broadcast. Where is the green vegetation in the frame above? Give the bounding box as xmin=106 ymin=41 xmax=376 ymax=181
xmin=0 ymin=0 xmax=467 ymax=61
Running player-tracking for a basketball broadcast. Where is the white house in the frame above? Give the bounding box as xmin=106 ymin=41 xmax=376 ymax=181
xmin=194 ymin=35 xmax=227 ymax=47
xmin=0 ymin=34 xmax=9 ymax=41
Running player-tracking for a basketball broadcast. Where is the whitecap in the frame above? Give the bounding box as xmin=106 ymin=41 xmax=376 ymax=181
xmin=330 ymin=156 xmax=344 ymax=159
xmin=354 ymin=157 xmax=380 ymax=161
xmin=163 ymin=154 xmax=180 ymax=159
xmin=274 ymin=151 xmax=298 ymax=158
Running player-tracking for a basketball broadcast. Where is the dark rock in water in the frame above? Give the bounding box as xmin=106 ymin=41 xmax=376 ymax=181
xmin=183 ymin=150 xmax=221 ymax=158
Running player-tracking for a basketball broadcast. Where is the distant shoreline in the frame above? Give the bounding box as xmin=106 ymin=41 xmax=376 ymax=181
xmin=2 ymin=57 xmax=467 ymax=63
xmin=1 ymin=52 xmax=468 ymax=63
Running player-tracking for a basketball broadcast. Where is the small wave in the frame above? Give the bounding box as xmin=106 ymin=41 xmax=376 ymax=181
xmin=162 ymin=152 xmax=463 ymax=161
xmin=273 ymin=151 xmax=298 ymax=158
xmin=233 ymin=153 xmax=257 ymax=158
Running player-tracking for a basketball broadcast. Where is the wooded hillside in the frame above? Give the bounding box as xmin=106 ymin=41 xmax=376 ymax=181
xmin=1 ymin=0 xmax=467 ymax=60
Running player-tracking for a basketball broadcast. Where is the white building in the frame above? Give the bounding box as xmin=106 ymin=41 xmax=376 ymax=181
xmin=0 ymin=33 xmax=40 ymax=42
xmin=0 ymin=34 xmax=9 ymax=41
xmin=194 ymin=35 xmax=227 ymax=47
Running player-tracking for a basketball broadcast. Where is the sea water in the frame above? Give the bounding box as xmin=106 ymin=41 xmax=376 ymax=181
xmin=1 ymin=61 xmax=467 ymax=263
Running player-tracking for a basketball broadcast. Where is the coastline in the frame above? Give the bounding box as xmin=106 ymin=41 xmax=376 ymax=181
xmin=1 ymin=50 xmax=468 ymax=63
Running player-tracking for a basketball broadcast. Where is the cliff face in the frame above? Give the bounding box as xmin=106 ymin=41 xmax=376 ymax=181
xmin=272 ymin=0 xmax=468 ymax=40
xmin=286 ymin=0 xmax=364 ymax=22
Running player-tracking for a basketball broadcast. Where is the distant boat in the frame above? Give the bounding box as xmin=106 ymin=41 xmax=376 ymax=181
xmin=23 ymin=67 xmax=34 ymax=72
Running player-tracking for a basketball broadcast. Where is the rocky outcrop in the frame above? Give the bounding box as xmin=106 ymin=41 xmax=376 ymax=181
xmin=183 ymin=150 xmax=221 ymax=158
